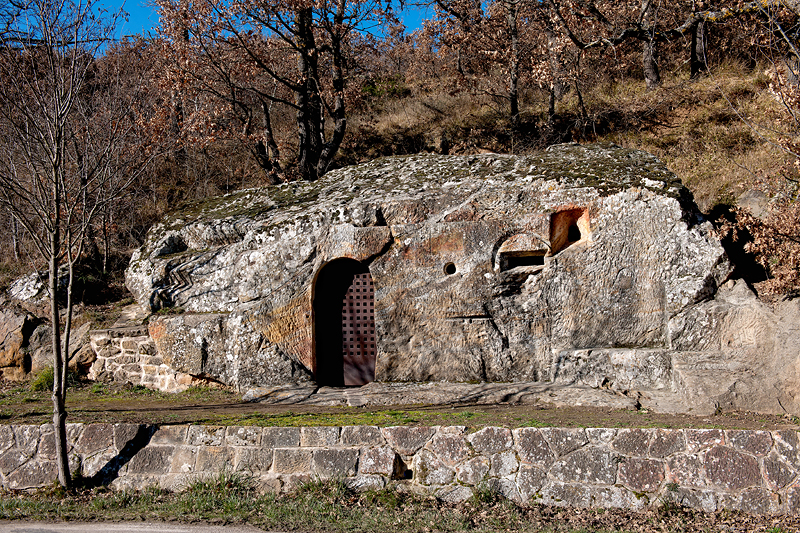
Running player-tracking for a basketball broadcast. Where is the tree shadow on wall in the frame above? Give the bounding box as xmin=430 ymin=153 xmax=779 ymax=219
xmin=77 ymin=425 xmax=157 ymax=488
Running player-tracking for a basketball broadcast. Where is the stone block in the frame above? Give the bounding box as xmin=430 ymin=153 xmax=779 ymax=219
xmin=257 ymin=474 xmax=283 ymax=494
xmin=121 ymin=339 xmax=138 ymax=351
xmin=141 ymin=364 xmax=159 ymax=375
xmin=115 ymin=424 xmax=147 ymax=450
xmin=540 ymin=428 xmax=588 ymax=457
xmin=0 ymin=425 xmax=14 ymax=453
xmin=226 ymin=426 xmax=261 ymax=447
xmin=66 ymin=424 xmax=84 ymax=447
xmin=359 ymin=446 xmax=395 ymax=476
xmin=514 ymin=428 xmax=555 ymax=468
xmin=414 ymin=449 xmax=454 ymax=486
xmin=152 ymin=426 xmax=190 ymax=447
xmin=611 ymin=429 xmax=653 ymax=456
xmin=704 ymin=446 xmax=760 ymax=491
xmin=0 ymin=448 xmax=29 ymax=476
xmin=139 ymin=342 xmax=158 ymax=356
xmin=37 ymin=431 xmax=57 ymax=460
xmin=196 ymin=446 xmax=235 ymax=473
xmin=280 ymin=473 xmax=312 ymax=493
xmin=538 ymin=481 xmax=586 ymax=508
xmin=273 ymin=448 xmax=312 ymax=474
xmin=684 ymin=429 xmax=724 ymax=452
xmin=382 ymin=426 xmax=436 ymax=455
xmin=516 ymin=464 xmax=547 ymax=502
xmin=489 ymin=451 xmax=518 ymax=477
xmin=312 ymin=448 xmax=359 ymax=478
xmin=235 ymin=447 xmax=273 ymax=474
xmin=487 ymin=477 xmax=521 ymax=503
xmin=618 ymin=457 xmax=664 ymax=493
xmin=726 ymin=430 xmax=772 ymax=456
xmin=5 ymin=459 xmax=57 ymax=490
xmin=81 ymin=449 xmax=117 ymax=478
xmin=774 ymin=430 xmax=800 ymax=464
xmin=550 ymin=448 xmax=617 ymax=485
xmin=425 ymin=429 xmax=469 ymax=467
xmin=346 ymin=474 xmax=386 ymax=492
xmin=170 ymin=445 xmax=198 ymax=473
xmin=585 ymin=485 xmax=647 ymax=510
xmin=456 ymin=456 xmax=489 ymax=486
xmin=585 ymin=428 xmax=617 ymax=446
xmin=436 ymin=485 xmax=473 ymax=503
xmin=649 ymin=429 xmax=686 ymax=458
xmin=76 ymin=424 xmax=114 ymax=456
xmin=126 ymin=445 xmax=174 ymax=475
xmin=158 ymin=472 xmax=202 ymax=491
xmin=666 ymin=487 xmax=717 ymax=513
xmin=13 ymin=425 xmax=40 ymax=455
xmin=468 ymin=427 xmax=513 ymax=455
xmin=543 ymin=482 xmax=642 ymax=510
xmin=263 ymin=427 xmax=300 ymax=449
xmin=763 ymin=455 xmax=796 ymax=491
xmin=340 ymin=426 xmax=384 ymax=446
xmin=187 ymin=426 xmax=225 ymax=446
xmin=301 ymin=426 xmax=339 ymax=447
xmin=666 ymin=454 xmax=706 ymax=488
xmin=787 ymin=485 xmax=800 ymax=514
xmin=721 ymin=487 xmax=781 ymax=515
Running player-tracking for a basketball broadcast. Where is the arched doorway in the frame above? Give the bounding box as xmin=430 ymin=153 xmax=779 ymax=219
xmin=313 ymin=258 xmax=376 ymax=386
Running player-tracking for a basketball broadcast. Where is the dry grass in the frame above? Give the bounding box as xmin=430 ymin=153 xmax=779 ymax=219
xmin=581 ymin=60 xmax=788 ymax=212
xmin=346 ymin=60 xmax=790 ymax=214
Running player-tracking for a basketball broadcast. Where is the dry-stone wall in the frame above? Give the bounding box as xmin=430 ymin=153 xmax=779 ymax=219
xmin=1 ymin=423 xmax=799 ymax=515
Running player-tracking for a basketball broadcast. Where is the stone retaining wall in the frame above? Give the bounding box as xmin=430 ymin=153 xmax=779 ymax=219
xmin=88 ymin=326 xmax=192 ymax=392
xmin=1 ymin=424 xmax=799 ymax=515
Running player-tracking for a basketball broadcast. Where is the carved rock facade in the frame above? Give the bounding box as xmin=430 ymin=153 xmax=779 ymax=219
xmin=123 ymin=143 xmax=800 ymax=414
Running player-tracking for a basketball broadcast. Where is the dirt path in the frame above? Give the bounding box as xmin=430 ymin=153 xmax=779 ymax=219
xmin=2 ymin=379 xmax=798 ymax=430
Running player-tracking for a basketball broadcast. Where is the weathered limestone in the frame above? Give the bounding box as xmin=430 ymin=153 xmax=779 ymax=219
xmin=1 ymin=423 xmax=798 ymax=516
xmin=124 ymin=144 xmax=791 ymax=409
xmin=0 ymin=306 xmax=37 ymax=380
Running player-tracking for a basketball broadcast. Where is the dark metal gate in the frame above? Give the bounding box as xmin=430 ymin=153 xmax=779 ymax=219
xmin=341 ymin=272 xmax=375 ymax=386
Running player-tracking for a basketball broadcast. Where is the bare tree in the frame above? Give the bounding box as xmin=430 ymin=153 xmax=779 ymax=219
xmin=0 ymin=0 xmax=153 ymax=488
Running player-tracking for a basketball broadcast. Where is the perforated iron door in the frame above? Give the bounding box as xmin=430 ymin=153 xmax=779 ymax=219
xmin=341 ymin=272 xmax=376 ymax=386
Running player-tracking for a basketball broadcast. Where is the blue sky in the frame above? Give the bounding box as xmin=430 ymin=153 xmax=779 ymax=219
xmin=111 ymin=0 xmax=432 ymax=39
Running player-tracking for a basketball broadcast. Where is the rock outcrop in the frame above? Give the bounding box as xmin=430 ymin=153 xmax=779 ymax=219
xmin=0 ymin=306 xmax=38 ymax=380
xmin=123 ymin=142 xmax=800 ymax=414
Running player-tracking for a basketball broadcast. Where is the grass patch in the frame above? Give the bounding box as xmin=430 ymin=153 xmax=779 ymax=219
xmin=0 ymin=477 xmax=794 ymax=532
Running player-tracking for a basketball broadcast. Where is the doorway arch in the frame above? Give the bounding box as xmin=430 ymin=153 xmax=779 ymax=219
xmin=313 ymin=258 xmax=376 ymax=386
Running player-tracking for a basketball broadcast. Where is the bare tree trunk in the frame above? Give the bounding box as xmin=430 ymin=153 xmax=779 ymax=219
xmin=11 ymin=214 xmax=20 ymax=261
xmin=296 ymin=8 xmax=323 ymax=182
xmin=317 ymin=0 xmax=349 ymax=177
xmin=48 ymin=198 xmax=70 ymax=490
xmin=506 ymin=0 xmax=520 ymax=131
xmin=690 ymin=20 xmax=707 ymax=78
xmin=642 ymin=39 xmax=661 ymax=89
xmin=101 ymin=207 xmax=108 ymax=273
xmin=544 ymin=17 xmax=566 ymax=100
xmin=641 ymin=0 xmax=661 ymax=90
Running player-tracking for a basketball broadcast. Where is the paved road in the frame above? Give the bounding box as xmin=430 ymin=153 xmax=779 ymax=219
xmin=0 ymin=522 xmax=268 ymax=533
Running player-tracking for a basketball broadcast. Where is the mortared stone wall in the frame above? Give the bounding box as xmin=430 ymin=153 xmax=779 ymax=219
xmin=1 ymin=423 xmax=799 ymax=515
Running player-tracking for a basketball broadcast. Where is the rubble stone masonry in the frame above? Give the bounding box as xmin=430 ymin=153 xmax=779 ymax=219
xmin=1 ymin=424 xmax=798 ymax=515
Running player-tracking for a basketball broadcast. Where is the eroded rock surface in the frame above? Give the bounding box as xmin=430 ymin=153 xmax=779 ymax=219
xmin=123 ymin=143 xmax=800 ymax=414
